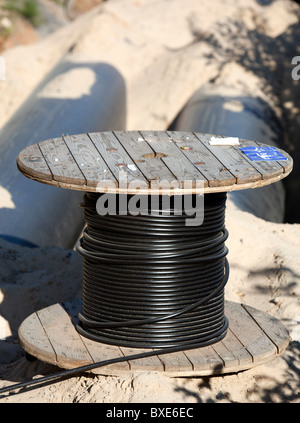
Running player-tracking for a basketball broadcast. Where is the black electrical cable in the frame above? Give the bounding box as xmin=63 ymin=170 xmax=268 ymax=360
xmin=0 ymin=337 xmax=220 ymax=396
xmin=76 ymin=192 xmax=229 ymax=349
xmin=0 ymin=191 xmax=230 ymax=396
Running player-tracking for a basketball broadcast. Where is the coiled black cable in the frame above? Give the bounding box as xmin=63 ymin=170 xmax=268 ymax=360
xmin=76 ymin=192 xmax=229 ymax=349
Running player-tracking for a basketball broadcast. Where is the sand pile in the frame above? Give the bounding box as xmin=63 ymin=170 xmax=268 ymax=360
xmin=0 ymin=0 xmax=299 ymax=403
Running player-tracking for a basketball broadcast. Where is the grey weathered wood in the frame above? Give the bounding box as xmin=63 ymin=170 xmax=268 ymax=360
xmin=140 ymin=130 xmax=207 ymax=188
xmin=18 ymin=312 xmax=55 ymax=362
xmin=114 ymin=131 xmax=180 ymax=189
xmin=167 ymin=131 xmax=236 ymax=187
xmin=37 ymin=303 xmax=93 ymax=367
xmin=17 ymin=143 xmax=52 ymax=181
xmin=211 ymin=338 xmax=240 ymax=368
xmin=63 ymin=300 xmax=129 ymax=372
xmin=194 ymin=133 xmax=262 ymax=184
xmin=88 ymin=132 xmax=148 ymax=188
xmin=183 ymin=345 xmax=224 ymax=373
xmin=225 ymin=301 xmax=277 ymax=362
xmin=18 ymin=300 xmax=289 ymax=376
xmin=119 ymin=347 xmax=164 ymax=371
xmin=221 ymin=328 xmax=253 ymax=366
xmin=235 ymin=138 xmax=284 ymax=180
xmin=38 ymin=137 xmax=86 ymax=186
xmin=17 ymin=131 xmax=293 ymax=193
xmin=63 ymin=134 xmax=117 ymax=189
xmin=156 ymin=350 xmax=193 ymax=373
xmin=255 ymin=141 xmax=292 ymax=173
xmin=242 ymin=303 xmax=290 ymax=354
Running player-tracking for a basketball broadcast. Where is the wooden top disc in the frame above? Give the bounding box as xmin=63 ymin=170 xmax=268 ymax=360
xmin=17 ymin=131 xmax=293 ymax=195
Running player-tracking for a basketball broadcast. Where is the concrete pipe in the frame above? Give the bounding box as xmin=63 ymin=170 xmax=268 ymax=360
xmin=170 ymin=84 xmax=285 ymax=223
xmin=0 ymin=60 xmax=126 ymax=248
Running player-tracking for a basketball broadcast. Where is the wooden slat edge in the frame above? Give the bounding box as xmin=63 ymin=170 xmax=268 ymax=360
xmin=38 ymin=137 xmax=87 ymax=186
xmin=119 ymin=346 xmax=164 ymax=371
xmin=242 ymin=304 xmax=290 ymax=354
xmin=114 ymin=130 xmax=181 ymax=188
xmin=194 ymin=132 xmax=262 ymax=184
xmin=17 ymin=143 xmax=53 ymax=182
xmin=62 ymin=300 xmax=130 ymax=372
xmin=63 ymin=134 xmax=118 ymax=189
xmin=140 ymin=130 xmax=208 ymax=188
xmin=255 ymin=142 xmax=293 ymax=173
xmin=233 ymin=142 xmax=281 ymax=180
xmin=18 ymin=312 xmax=56 ymax=363
xmin=226 ymin=301 xmax=277 ymax=363
xmin=167 ymin=130 xmax=236 ymax=188
xmin=88 ymin=131 xmax=149 ymax=188
xmin=37 ymin=303 xmax=94 ymax=368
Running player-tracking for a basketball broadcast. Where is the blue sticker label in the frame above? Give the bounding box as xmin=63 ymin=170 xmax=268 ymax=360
xmin=240 ymin=146 xmax=287 ymax=161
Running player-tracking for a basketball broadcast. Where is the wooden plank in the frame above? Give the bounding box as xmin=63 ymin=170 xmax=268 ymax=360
xmin=242 ymin=304 xmax=290 ymax=354
xmin=17 ymin=143 xmax=53 ymax=181
xmin=140 ymin=130 xmax=207 ymax=188
xmin=225 ymin=301 xmax=277 ymax=362
xmin=38 ymin=137 xmax=86 ymax=186
xmin=37 ymin=303 xmax=93 ymax=367
xmin=221 ymin=327 xmax=253 ymax=366
xmin=183 ymin=345 xmax=224 ymax=373
xmin=223 ymin=303 xmax=253 ymax=366
xmin=255 ymin=141 xmax=293 ymax=173
xmin=235 ymin=138 xmax=284 ymax=180
xmin=18 ymin=312 xmax=55 ymax=363
xmin=275 ymin=147 xmax=293 ymax=173
xmin=156 ymin=350 xmax=193 ymax=373
xmin=194 ymin=133 xmax=262 ymax=184
xmin=63 ymin=300 xmax=129 ymax=372
xmin=113 ymin=131 xmax=180 ymax=189
xmin=167 ymin=131 xmax=236 ymax=187
xmin=211 ymin=338 xmax=240 ymax=368
xmin=119 ymin=346 xmax=164 ymax=371
xmin=88 ymin=132 xmax=149 ymax=189
xmin=63 ymin=134 xmax=117 ymax=189
xmin=82 ymin=342 xmax=129 ymax=374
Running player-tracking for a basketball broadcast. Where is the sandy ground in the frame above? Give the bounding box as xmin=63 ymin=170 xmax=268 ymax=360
xmin=0 ymin=0 xmax=300 ymax=403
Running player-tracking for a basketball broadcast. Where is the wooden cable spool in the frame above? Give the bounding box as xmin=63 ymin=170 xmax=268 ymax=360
xmin=16 ymin=130 xmax=292 ymax=376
